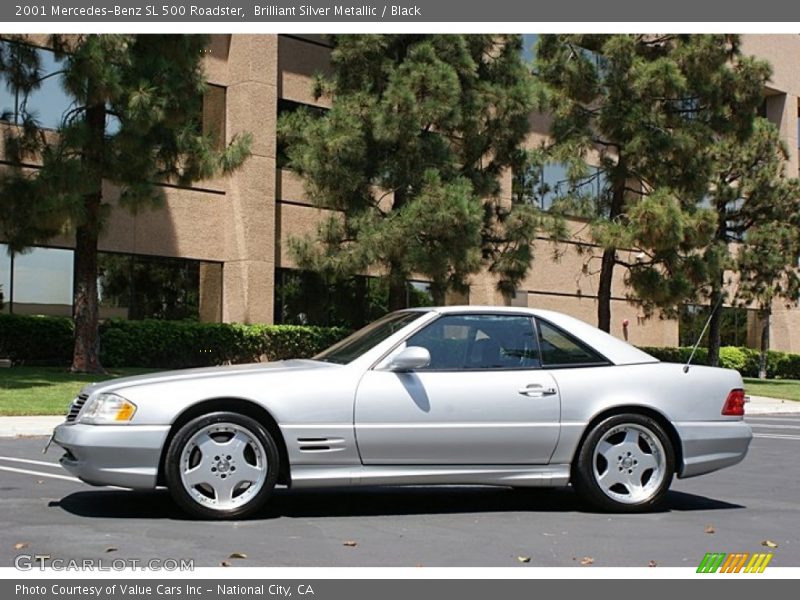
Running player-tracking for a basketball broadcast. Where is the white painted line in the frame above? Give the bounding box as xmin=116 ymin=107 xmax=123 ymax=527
xmin=750 ymin=423 xmax=800 ymax=430
xmin=753 ymin=433 xmax=800 ymax=441
xmin=747 ymin=417 xmax=800 ymax=423
xmin=0 ymin=455 xmax=62 ymax=468
xmin=0 ymin=464 xmax=81 ymax=483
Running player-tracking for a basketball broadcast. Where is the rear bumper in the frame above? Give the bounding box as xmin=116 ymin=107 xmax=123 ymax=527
xmin=674 ymin=420 xmax=752 ymax=479
xmin=52 ymin=422 xmax=170 ymax=489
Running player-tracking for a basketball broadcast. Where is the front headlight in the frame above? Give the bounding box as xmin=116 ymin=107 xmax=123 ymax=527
xmin=78 ymin=393 xmax=137 ymax=424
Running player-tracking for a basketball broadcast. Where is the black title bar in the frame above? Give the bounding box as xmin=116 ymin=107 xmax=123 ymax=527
xmin=3 ymin=0 xmax=800 ymax=22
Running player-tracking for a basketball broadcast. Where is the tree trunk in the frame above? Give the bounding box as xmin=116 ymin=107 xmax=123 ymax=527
xmin=430 ymin=281 xmax=447 ymax=306
xmin=597 ymin=157 xmax=626 ymax=333
xmin=597 ymin=248 xmax=615 ymax=333
xmin=386 ymin=184 xmax=410 ymax=312
xmin=707 ymin=280 xmax=723 ymax=368
xmin=759 ymin=306 xmax=770 ymax=380
xmin=71 ymin=200 xmax=102 ymax=373
xmin=387 ymin=266 xmax=408 ymax=311
xmin=71 ymin=99 xmax=105 ymax=373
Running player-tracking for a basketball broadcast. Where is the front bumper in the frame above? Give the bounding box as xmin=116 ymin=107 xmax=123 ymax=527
xmin=675 ymin=420 xmax=752 ymax=479
xmin=52 ymin=422 xmax=170 ymax=489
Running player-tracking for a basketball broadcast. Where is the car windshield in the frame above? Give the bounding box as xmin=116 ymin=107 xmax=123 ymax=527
xmin=314 ymin=311 xmax=426 ymax=364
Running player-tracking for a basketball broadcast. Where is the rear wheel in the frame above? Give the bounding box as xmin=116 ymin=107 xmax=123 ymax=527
xmin=165 ymin=412 xmax=279 ymax=519
xmin=572 ymin=413 xmax=674 ymax=512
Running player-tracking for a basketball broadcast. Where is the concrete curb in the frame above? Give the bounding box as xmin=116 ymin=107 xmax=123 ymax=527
xmin=0 ymin=395 xmax=798 ymax=437
xmin=0 ymin=415 xmax=65 ymax=437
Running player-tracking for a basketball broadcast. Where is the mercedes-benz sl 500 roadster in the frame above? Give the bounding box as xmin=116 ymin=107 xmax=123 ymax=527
xmin=51 ymin=307 xmax=751 ymax=519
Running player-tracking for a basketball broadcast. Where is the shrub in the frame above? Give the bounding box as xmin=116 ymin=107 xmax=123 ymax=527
xmin=99 ymin=320 xmax=350 ymax=368
xmin=0 ymin=314 xmax=349 ymax=369
xmin=639 ymin=345 xmax=708 ymax=366
xmin=98 ymin=320 xmax=254 ymax=368
xmin=0 ymin=314 xmax=74 ymax=365
xmin=719 ymin=346 xmax=748 ymax=373
xmin=779 ymin=353 xmax=800 ymax=380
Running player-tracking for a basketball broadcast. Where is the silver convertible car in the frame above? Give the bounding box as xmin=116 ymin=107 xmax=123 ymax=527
xmin=51 ymin=307 xmax=751 ymax=519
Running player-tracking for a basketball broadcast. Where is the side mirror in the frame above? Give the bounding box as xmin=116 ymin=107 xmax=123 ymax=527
xmin=387 ymin=346 xmax=431 ymax=371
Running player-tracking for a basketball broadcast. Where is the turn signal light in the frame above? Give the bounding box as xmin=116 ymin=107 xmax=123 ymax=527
xmin=722 ymin=389 xmax=746 ymax=416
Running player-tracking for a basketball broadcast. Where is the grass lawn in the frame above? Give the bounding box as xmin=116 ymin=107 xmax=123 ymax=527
xmin=743 ymin=377 xmax=800 ymax=403
xmin=0 ymin=366 xmax=157 ymax=416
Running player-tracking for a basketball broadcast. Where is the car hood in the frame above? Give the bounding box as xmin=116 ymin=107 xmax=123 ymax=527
xmin=81 ymin=359 xmax=338 ymax=397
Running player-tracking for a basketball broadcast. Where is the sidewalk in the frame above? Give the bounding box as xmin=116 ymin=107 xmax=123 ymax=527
xmin=0 ymin=395 xmax=798 ymax=437
xmin=745 ymin=395 xmax=800 ymax=415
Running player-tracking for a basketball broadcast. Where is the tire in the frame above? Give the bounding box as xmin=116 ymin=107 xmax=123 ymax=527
xmin=165 ymin=411 xmax=280 ymax=519
xmin=572 ymin=413 xmax=675 ymax=513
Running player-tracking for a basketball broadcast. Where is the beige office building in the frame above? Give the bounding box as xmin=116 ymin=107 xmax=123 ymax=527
xmin=1 ymin=34 xmax=799 ymax=352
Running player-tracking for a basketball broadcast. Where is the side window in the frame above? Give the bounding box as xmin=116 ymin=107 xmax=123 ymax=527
xmin=537 ymin=319 xmax=607 ymax=367
xmin=405 ymin=314 xmax=540 ymax=370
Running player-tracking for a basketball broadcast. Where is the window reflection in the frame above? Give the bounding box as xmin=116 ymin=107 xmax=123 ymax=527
xmin=522 ymin=34 xmax=539 ymax=63
xmin=0 ymin=244 xmax=11 ymax=313
xmin=98 ymin=253 xmax=222 ymax=321
xmin=514 ymin=161 xmax=608 ymax=212
xmin=10 ymin=246 xmax=74 ymax=316
xmin=274 ymin=268 xmax=433 ymax=329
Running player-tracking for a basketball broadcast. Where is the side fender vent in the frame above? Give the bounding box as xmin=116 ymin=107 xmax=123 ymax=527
xmin=297 ymin=437 xmax=346 ymax=453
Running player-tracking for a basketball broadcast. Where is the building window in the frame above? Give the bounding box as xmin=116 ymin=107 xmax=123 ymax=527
xmin=203 ymin=83 xmax=226 ymax=152
xmin=0 ymin=244 xmax=222 ymax=321
xmin=0 ymin=40 xmax=73 ymax=130
xmin=0 ymin=244 xmax=73 ymax=316
xmin=521 ymin=34 xmax=539 ymax=63
xmin=98 ymin=253 xmax=222 ymax=322
xmin=513 ymin=161 xmax=607 ymax=212
xmin=0 ymin=245 xmax=10 ymax=313
xmin=274 ymin=268 xmax=432 ymax=329
xmin=679 ymin=304 xmax=751 ymax=348
xmin=276 ymin=99 xmax=328 ymax=169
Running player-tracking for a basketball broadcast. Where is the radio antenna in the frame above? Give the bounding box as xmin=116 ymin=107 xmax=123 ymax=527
xmin=683 ymin=292 xmax=726 ymax=373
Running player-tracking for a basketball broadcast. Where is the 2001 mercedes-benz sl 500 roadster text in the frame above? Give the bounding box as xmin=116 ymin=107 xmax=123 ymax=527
xmin=51 ymin=307 xmax=752 ymax=519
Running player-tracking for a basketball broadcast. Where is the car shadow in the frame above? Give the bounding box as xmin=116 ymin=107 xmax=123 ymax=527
xmin=50 ymin=486 xmax=744 ymax=521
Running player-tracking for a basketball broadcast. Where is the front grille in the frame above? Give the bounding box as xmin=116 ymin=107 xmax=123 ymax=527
xmin=66 ymin=393 xmax=89 ymax=422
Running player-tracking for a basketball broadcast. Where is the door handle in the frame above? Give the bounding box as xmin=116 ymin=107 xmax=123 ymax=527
xmin=518 ymin=385 xmax=557 ymax=397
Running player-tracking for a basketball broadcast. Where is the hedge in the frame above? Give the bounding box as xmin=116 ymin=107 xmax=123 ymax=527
xmin=639 ymin=345 xmax=800 ymax=380
xmin=0 ymin=314 xmax=74 ymax=365
xmin=0 ymin=314 xmax=349 ymax=369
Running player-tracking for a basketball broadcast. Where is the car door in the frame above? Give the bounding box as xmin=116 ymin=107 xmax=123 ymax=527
xmin=354 ymin=313 xmax=561 ymax=465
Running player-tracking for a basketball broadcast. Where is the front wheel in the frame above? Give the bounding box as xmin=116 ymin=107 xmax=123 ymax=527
xmin=165 ymin=412 xmax=279 ymax=519
xmin=572 ymin=414 xmax=674 ymax=512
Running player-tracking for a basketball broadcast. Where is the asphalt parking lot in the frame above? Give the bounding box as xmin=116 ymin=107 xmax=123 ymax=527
xmin=1 ymin=415 xmax=798 ymax=568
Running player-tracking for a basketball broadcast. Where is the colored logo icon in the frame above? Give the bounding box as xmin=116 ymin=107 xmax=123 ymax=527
xmin=697 ymin=552 xmax=773 ymax=573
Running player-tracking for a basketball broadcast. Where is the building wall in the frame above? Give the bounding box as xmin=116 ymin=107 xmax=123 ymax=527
xmin=740 ymin=35 xmax=800 ymax=352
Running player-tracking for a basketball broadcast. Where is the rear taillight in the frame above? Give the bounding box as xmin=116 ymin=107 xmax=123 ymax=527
xmin=722 ymin=389 xmax=746 ymax=416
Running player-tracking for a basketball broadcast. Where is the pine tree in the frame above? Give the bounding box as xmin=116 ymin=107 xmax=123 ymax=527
xmin=535 ymin=34 xmax=769 ymax=332
xmin=706 ymin=119 xmax=800 ymax=370
xmin=278 ymin=34 xmax=543 ymax=309
xmin=0 ymin=34 xmax=251 ymax=372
